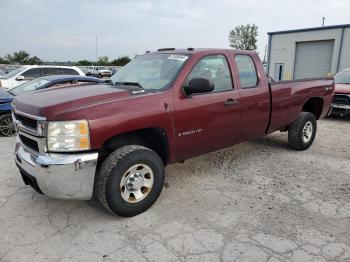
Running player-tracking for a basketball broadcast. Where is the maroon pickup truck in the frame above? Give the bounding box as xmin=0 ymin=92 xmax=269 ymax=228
xmin=12 ymin=48 xmax=334 ymax=216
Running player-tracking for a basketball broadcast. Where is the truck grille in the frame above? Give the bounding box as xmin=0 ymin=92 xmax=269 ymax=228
xmin=19 ymin=135 xmax=39 ymax=152
xmin=333 ymin=94 xmax=350 ymax=105
xmin=14 ymin=113 xmax=37 ymax=129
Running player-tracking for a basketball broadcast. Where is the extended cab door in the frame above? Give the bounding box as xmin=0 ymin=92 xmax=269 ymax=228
xmin=174 ymin=53 xmax=241 ymax=161
xmin=232 ymin=54 xmax=270 ymax=140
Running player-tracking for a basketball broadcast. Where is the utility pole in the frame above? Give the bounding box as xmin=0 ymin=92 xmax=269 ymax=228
xmin=95 ymin=35 xmax=98 ymax=62
xmin=322 ymin=17 xmax=325 ymax=27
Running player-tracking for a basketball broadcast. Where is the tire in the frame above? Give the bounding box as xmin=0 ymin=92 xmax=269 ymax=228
xmin=96 ymin=145 xmax=165 ymax=217
xmin=288 ymin=112 xmax=317 ymax=151
xmin=0 ymin=113 xmax=16 ymax=137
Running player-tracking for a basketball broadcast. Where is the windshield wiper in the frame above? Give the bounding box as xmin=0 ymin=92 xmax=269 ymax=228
xmin=114 ymin=81 xmax=144 ymax=89
xmin=336 ymin=82 xmax=350 ymax=85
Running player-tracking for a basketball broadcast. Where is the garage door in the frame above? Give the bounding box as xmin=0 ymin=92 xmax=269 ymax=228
xmin=294 ymin=40 xmax=334 ymax=79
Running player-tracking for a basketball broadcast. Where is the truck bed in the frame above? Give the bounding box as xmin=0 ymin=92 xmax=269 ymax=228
xmin=267 ymin=77 xmax=334 ymax=134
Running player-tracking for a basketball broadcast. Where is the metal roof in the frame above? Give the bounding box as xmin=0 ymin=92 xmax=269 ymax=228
xmin=268 ymin=24 xmax=350 ymax=35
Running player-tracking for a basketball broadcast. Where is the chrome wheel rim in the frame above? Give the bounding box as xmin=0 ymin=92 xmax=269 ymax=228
xmin=0 ymin=117 xmax=15 ymax=136
xmin=120 ymin=164 xmax=154 ymax=203
xmin=302 ymin=121 xmax=313 ymax=143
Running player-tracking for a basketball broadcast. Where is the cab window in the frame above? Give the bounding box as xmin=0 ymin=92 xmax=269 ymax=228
xmin=21 ymin=68 xmax=41 ymax=79
xmin=60 ymin=68 xmax=79 ymax=75
xmin=235 ymin=55 xmax=258 ymax=88
xmin=44 ymin=67 xmax=61 ymax=76
xmin=185 ymin=55 xmax=233 ymax=93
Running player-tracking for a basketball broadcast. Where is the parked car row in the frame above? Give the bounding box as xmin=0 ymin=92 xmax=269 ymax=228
xmin=0 ymin=75 xmax=104 ymax=136
xmin=0 ymin=65 xmax=85 ymax=90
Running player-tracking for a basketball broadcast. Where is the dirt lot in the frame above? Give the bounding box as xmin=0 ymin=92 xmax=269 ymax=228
xmin=0 ymin=118 xmax=349 ymax=262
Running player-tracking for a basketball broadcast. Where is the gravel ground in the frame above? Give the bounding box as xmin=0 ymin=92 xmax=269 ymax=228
xmin=0 ymin=118 xmax=349 ymax=262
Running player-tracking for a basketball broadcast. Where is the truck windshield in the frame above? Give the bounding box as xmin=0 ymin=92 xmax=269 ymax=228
xmin=110 ymin=53 xmax=189 ymax=91
xmin=334 ymin=71 xmax=350 ymax=84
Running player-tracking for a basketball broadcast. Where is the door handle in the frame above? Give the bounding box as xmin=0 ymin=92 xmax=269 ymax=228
xmin=224 ymin=99 xmax=239 ymax=107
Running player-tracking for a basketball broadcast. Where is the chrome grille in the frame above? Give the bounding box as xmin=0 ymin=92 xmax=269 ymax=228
xmin=333 ymin=94 xmax=350 ymax=105
xmin=19 ymin=134 xmax=39 ymax=152
xmin=13 ymin=110 xmax=47 ymax=154
xmin=14 ymin=113 xmax=37 ymax=129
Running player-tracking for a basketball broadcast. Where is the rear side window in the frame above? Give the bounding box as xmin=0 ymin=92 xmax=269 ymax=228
xmin=185 ymin=55 xmax=233 ymax=93
xmin=21 ymin=68 xmax=41 ymax=79
xmin=60 ymin=68 xmax=79 ymax=75
xmin=235 ymin=55 xmax=258 ymax=88
xmin=44 ymin=67 xmax=61 ymax=76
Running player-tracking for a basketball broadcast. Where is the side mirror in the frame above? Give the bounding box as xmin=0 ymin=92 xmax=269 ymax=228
xmin=16 ymin=75 xmax=24 ymax=81
xmin=183 ymin=78 xmax=214 ymax=96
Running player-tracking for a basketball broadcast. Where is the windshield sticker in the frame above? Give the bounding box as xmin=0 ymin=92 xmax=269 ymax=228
xmin=167 ymin=55 xmax=188 ymax=62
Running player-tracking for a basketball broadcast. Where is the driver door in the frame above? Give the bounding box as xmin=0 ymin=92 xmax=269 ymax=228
xmin=174 ymin=54 xmax=241 ymax=161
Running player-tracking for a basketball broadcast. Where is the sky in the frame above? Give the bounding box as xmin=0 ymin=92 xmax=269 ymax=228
xmin=0 ymin=0 xmax=349 ymax=61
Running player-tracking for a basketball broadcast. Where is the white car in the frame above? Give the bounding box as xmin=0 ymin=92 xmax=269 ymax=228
xmin=86 ymin=66 xmax=113 ymax=78
xmin=0 ymin=65 xmax=85 ymax=90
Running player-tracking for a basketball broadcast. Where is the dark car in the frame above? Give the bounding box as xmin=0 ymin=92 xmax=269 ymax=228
xmin=0 ymin=75 xmax=104 ymax=136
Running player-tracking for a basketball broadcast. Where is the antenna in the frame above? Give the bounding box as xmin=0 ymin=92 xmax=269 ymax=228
xmin=322 ymin=17 xmax=325 ymax=27
xmin=95 ymin=35 xmax=98 ymax=62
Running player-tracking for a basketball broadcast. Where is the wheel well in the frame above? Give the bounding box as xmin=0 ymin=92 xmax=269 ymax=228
xmin=98 ymin=127 xmax=169 ymax=166
xmin=302 ymin=97 xmax=323 ymax=119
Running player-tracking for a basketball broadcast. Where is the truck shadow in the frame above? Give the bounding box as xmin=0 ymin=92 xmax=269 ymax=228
xmin=251 ymin=135 xmax=290 ymax=150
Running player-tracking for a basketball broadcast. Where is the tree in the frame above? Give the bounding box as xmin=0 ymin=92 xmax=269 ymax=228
xmin=3 ymin=50 xmax=43 ymax=65
xmin=27 ymin=56 xmax=42 ymax=65
xmin=0 ymin=57 xmax=9 ymax=64
xmin=76 ymin=60 xmax=92 ymax=66
xmin=228 ymin=24 xmax=258 ymax=50
xmin=5 ymin=50 xmax=30 ymax=64
xmin=110 ymin=56 xmax=131 ymax=66
xmin=97 ymin=56 xmax=109 ymax=66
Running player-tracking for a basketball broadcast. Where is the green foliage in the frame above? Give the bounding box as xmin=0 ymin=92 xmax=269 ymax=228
xmin=1 ymin=50 xmax=131 ymax=66
xmin=110 ymin=56 xmax=131 ymax=66
xmin=0 ymin=57 xmax=9 ymax=64
xmin=75 ymin=60 xmax=93 ymax=66
xmin=97 ymin=56 xmax=109 ymax=66
xmin=27 ymin=56 xmax=42 ymax=65
xmin=229 ymin=24 xmax=258 ymax=50
xmin=2 ymin=50 xmax=42 ymax=64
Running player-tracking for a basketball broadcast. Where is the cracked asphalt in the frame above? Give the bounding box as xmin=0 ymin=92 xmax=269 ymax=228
xmin=0 ymin=118 xmax=349 ymax=262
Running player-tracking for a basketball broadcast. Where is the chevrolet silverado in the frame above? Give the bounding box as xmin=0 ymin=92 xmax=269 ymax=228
xmin=12 ymin=48 xmax=334 ymax=217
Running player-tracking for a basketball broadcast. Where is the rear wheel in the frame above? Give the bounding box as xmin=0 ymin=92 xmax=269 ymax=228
xmin=288 ymin=112 xmax=317 ymax=150
xmin=96 ymin=145 xmax=165 ymax=217
xmin=0 ymin=114 xmax=15 ymax=137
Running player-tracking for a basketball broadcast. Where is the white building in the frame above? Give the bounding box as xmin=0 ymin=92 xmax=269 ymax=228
xmin=267 ymin=24 xmax=350 ymax=80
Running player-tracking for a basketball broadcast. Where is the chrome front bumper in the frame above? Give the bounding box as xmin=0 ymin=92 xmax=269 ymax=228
xmin=15 ymin=138 xmax=98 ymax=200
xmin=331 ymin=103 xmax=350 ymax=110
xmin=330 ymin=103 xmax=350 ymax=116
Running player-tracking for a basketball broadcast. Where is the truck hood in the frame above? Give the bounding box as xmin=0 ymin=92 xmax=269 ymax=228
xmin=0 ymin=88 xmax=14 ymax=103
xmin=12 ymin=84 xmax=132 ymax=118
xmin=335 ymin=83 xmax=350 ymax=94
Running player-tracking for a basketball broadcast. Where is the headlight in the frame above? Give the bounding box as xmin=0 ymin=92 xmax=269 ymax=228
xmin=47 ymin=120 xmax=90 ymax=152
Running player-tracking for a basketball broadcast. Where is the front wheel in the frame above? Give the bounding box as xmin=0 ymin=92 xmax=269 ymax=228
xmin=0 ymin=114 xmax=16 ymax=137
xmin=95 ymin=145 xmax=165 ymax=217
xmin=288 ymin=112 xmax=317 ymax=150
